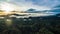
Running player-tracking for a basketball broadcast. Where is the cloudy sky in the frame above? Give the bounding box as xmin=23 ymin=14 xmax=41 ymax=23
xmin=0 ymin=0 xmax=60 ymax=17
xmin=0 ymin=0 xmax=60 ymax=11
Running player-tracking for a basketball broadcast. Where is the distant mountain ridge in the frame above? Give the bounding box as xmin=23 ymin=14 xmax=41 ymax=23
xmin=25 ymin=7 xmax=60 ymax=14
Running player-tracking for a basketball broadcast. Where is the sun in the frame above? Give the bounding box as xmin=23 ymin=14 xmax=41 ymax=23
xmin=1 ymin=5 xmax=13 ymax=12
xmin=0 ymin=2 xmax=14 ymax=14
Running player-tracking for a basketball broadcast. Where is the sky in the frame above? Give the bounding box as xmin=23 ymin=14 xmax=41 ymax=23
xmin=0 ymin=0 xmax=60 ymax=17
xmin=0 ymin=0 xmax=60 ymax=11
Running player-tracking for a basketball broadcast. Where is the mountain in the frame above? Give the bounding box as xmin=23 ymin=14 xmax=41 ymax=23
xmin=54 ymin=5 xmax=60 ymax=8
xmin=25 ymin=8 xmax=60 ymax=14
xmin=49 ymin=8 xmax=60 ymax=15
xmin=25 ymin=8 xmax=41 ymax=13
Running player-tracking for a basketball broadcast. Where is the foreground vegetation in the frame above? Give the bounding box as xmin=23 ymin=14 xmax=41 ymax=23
xmin=0 ymin=15 xmax=60 ymax=34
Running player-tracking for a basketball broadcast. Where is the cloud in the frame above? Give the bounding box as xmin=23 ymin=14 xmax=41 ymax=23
xmin=0 ymin=0 xmax=54 ymax=11
xmin=0 ymin=0 xmax=10 ymax=2
xmin=9 ymin=0 xmax=51 ymax=11
xmin=29 ymin=0 xmax=60 ymax=7
xmin=5 ymin=0 xmax=10 ymax=2
xmin=1 ymin=0 xmax=60 ymax=7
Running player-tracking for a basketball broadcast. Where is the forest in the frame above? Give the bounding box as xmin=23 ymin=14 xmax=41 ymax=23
xmin=0 ymin=14 xmax=60 ymax=34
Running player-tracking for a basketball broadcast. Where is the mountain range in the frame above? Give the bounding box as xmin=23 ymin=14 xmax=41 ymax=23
xmin=25 ymin=6 xmax=60 ymax=15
